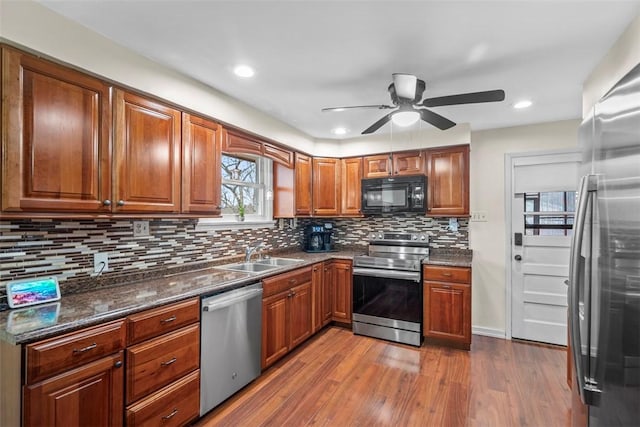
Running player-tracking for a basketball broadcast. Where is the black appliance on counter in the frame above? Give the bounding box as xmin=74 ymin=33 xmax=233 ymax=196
xmin=303 ymin=223 xmax=334 ymax=252
xmin=361 ymin=174 xmax=427 ymax=215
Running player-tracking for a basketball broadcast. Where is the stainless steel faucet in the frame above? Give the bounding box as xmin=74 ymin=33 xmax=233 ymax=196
xmin=245 ymin=243 xmax=266 ymax=262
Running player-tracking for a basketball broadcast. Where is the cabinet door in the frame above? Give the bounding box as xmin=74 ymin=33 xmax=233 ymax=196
xmin=341 ymin=157 xmax=362 ymax=216
xmin=311 ymin=263 xmax=324 ymax=333
xmin=321 ymin=263 xmax=333 ymax=326
xmin=312 ymin=157 xmax=341 ymax=216
xmin=426 ymin=145 xmax=469 ymax=216
xmin=261 ymin=292 xmax=289 ymax=369
xmin=2 ymin=47 xmax=112 ymax=213
xmin=289 ymin=282 xmax=312 ymax=349
xmin=295 ymin=153 xmax=313 ymax=216
xmin=182 ymin=113 xmax=221 ymax=214
xmin=263 ymin=142 xmax=294 ymax=168
xmin=24 ymin=351 xmax=124 ymax=427
xmin=423 ymin=281 xmax=471 ymax=345
xmin=331 ymin=260 xmax=353 ymax=323
xmin=393 ymin=151 xmax=424 ymax=175
xmin=363 ymin=154 xmax=392 ymax=178
xmin=114 ymin=90 xmax=181 ymax=213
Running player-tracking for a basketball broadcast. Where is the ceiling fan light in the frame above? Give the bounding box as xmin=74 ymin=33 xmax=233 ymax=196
xmin=392 ymin=73 xmax=417 ymax=99
xmin=391 ymin=111 xmax=420 ymax=127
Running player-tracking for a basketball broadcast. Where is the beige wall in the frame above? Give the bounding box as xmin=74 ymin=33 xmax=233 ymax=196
xmin=469 ymin=119 xmax=580 ymax=335
xmin=583 ymin=14 xmax=640 ymax=115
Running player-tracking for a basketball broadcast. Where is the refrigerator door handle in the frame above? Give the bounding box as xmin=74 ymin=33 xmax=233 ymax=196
xmin=569 ymin=174 xmax=599 ymax=404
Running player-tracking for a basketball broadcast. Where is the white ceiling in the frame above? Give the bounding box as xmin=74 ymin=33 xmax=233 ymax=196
xmin=38 ymin=1 xmax=640 ymax=140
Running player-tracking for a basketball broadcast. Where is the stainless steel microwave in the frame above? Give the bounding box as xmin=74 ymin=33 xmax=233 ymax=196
xmin=361 ymin=175 xmax=427 ymax=214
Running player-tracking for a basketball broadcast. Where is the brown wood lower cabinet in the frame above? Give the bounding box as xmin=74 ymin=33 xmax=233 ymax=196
xmin=328 ymin=260 xmax=353 ymax=324
xmin=262 ymin=267 xmax=313 ymax=369
xmin=24 ymin=351 xmax=125 ymax=427
xmin=126 ymin=369 xmax=200 ymax=427
xmin=423 ymin=265 xmax=472 ymax=350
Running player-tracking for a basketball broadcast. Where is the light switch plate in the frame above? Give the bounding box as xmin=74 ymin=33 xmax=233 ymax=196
xmin=133 ymin=220 xmax=150 ymax=237
xmin=471 ymin=211 xmax=488 ymax=222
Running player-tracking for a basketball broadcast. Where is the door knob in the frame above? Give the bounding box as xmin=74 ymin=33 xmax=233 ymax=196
xmin=514 ymin=255 xmax=522 ymax=261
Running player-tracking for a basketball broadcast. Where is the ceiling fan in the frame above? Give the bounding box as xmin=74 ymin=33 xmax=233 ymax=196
xmin=322 ymin=73 xmax=505 ymax=134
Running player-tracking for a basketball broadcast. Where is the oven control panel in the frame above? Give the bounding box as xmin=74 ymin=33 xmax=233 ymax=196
xmin=368 ymin=232 xmax=429 ymax=243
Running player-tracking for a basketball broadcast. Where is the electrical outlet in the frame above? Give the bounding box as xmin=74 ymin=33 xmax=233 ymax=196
xmin=133 ymin=220 xmax=150 ymax=237
xmin=471 ymin=211 xmax=488 ymax=222
xmin=94 ymin=252 xmax=109 ymax=273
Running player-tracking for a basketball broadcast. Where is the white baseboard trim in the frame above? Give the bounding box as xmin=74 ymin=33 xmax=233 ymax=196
xmin=472 ymin=326 xmax=506 ymax=339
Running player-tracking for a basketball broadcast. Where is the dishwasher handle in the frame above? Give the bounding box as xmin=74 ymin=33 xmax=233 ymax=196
xmin=202 ymin=285 xmax=263 ymax=312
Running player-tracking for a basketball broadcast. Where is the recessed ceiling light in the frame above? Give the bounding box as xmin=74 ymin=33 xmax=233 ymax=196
xmin=513 ymin=100 xmax=533 ymax=109
xmin=332 ymin=127 xmax=348 ymax=135
xmin=233 ymin=65 xmax=255 ymax=78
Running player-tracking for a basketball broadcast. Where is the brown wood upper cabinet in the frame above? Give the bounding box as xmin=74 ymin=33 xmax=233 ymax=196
xmin=313 ymin=157 xmax=341 ymax=216
xmin=182 ymin=113 xmax=222 ymax=215
xmin=340 ymin=157 xmax=362 ymax=216
xmin=295 ymin=153 xmax=313 ymax=216
xmin=425 ymin=144 xmax=470 ymax=216
xmin=114 ymin=90 xmax=182 ymax=213
xmin=1 ymin=47 xmax=112 ymax=213
xmin=223 ymin=128 xmax=294 ymax=168
xmin=363 ymin=151 xmax=424 ymax=177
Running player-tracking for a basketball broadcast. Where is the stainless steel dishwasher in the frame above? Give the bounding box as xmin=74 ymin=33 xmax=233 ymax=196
xmin=200 ymin=283 xmax=263 ymax=416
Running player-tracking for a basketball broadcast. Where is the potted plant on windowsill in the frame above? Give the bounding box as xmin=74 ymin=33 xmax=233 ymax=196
xmin=237 ymin=201 xmax=245 ymax=222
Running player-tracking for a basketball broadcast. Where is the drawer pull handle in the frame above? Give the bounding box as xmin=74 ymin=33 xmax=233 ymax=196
xmin=288 ymin=279 xmax=297 ymax=285
xmin=441 ymin=273 xmax=453 ymax=277
xmin=160 ymin=315 xmax=177 ymax=324
xmin=162 ymin=408 xmax=178 ymax=420
xmin=73 ymin=342 xmax=97 ymax=354
xmin=161 ymin=357 xmax=177 ymax=366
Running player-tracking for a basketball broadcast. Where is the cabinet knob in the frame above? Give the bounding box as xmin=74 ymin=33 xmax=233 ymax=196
xmin=117 ymin=200 xmax=125 ymax=206
xmin=114 ymin=360 xmax=123 ymax=368
xmin=102 ymin=199 xmax=112 ymax=206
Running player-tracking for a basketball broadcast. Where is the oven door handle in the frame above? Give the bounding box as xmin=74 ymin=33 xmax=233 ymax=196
xmin=353 ymin=267 xmax=421 ymax=282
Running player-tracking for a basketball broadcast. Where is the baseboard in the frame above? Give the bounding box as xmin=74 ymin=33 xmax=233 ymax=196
xmin=472 ymin=326 xmax=506 ymax=339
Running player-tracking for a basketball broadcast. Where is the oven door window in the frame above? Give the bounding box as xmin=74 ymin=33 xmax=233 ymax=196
xmin=363 ymin=184 xmax=410 ymax=210
xmin=353 ymin=274 xmax=421 ymax=324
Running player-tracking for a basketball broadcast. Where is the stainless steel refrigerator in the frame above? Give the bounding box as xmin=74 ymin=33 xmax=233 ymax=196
xmin=569 ymin=62 xmax=640 ymax=426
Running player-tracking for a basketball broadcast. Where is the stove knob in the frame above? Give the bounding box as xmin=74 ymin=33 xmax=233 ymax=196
xmin=378 ymin=233 xmax=383 ymax=239
xmin=412 ymin=235 xmax=417 ymax=240
xmin=421 ymin=235 xmax=426 ymax=241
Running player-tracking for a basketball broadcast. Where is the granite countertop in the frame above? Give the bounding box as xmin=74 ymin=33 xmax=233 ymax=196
xmin=0 ymin=250 xmax=361 ymax=345
xmin=423 ymin=249 xmax=473 ymax=268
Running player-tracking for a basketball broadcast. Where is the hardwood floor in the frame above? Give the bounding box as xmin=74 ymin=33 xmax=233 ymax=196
xmin=195 ymin=327 xmax=571 ymax=427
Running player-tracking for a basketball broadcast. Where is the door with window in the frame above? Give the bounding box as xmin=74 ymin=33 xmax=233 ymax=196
xmin=510 ymin=151 xmax=580 ymax=345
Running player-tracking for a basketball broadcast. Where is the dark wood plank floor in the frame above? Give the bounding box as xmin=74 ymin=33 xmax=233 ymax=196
xmin=195 ymin=327 xmax=571 ymax=426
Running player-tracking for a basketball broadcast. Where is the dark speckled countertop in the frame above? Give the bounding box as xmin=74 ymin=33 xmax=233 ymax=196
xmin=0 ymin=250 xmax=360 ymax=345
xmin=0 ymin=248 xmax=472 ymax=345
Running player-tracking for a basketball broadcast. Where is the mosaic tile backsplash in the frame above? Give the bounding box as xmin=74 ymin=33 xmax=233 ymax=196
xmin=0 ymin=215 xmax=467 ymax=307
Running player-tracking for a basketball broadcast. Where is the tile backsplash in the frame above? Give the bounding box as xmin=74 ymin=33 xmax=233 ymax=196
xmin=0 ymin=214 xmax=467 ymax=306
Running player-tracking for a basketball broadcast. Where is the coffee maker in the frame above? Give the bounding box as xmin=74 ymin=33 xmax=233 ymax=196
xmin=303 ymin=223 xmax=334 ymax=252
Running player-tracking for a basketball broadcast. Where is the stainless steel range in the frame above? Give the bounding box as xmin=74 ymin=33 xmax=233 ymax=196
xmin=352 ymin=231 xmax=429 ymax=346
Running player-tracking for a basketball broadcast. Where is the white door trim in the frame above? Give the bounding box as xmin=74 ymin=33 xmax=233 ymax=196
xmin=504 ymin=148 xmax=580 ymax=340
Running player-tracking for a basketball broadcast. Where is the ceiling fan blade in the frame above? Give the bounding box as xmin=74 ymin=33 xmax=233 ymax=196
xmin=321 ymin=105 xmax=395 ymax=112
xmin=362 ymin=112 xmax=395 ymax=134
xmin=418 ymin=108 xmax=456 ymax=130
xmin=392 ymin=73 xmax=417 ymax=100
xmin=421 ymin=89 xmax=505 ymax=107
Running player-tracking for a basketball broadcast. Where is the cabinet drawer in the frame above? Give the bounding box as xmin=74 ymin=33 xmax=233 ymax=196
xmin=26 ymin=320 xmax=126 ymax=384
xmin=423 ymin=265 xmax=471 ymax=284
xmin=126 ymin=324 xmax=200 ymax=404
xmin=127 ymin=298 xmax=199 ymax=345
xmin=126 ymin=369 xmax=200 ymax=427
xmin=262 ymin=266 xmax=312 ymax=298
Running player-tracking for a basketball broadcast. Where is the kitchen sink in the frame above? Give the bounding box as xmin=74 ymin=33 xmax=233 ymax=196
xmin=215 ymin=262 xmax=279 ymax=273
xmin=256 ymin=257 xmax=304 ymax=267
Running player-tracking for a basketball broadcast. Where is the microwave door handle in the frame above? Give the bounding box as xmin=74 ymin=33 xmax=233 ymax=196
xmin=569 ymin=174 xmax=598 ymax=404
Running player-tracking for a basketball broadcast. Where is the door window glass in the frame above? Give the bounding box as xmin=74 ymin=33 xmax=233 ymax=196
xmin=524 ymin=191 xmax=576 ymax=236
